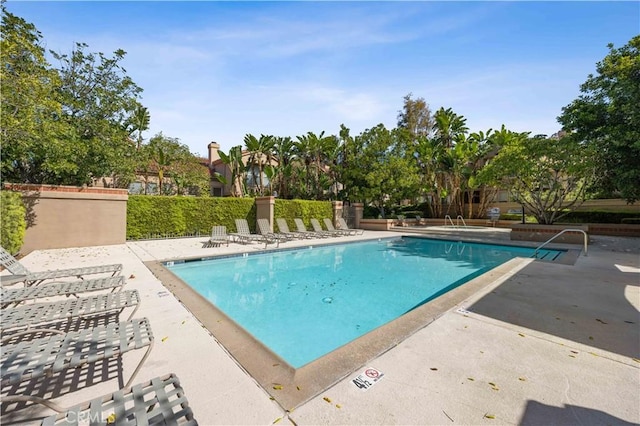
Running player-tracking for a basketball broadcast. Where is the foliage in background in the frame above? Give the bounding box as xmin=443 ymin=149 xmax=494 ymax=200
xmin=554 ymin=211 xmax=640 ymax=224
xmin=274 ymin=199 xmax=333 ymax=231
xmin=558 ymin=36 xmax=640 ymax=204
xmin=0 ymin=6 xmax=66 ymax=185
xmin=1 ymin=7 xmax=206 ymax=191
xmin=0 ymin=191 xmax=27 ymax=254
xmin=126 ymin=196 xmax=255 ymax=239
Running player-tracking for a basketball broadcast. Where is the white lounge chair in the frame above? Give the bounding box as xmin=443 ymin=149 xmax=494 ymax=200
xmin=204 ymin=225 xmax=231 ymax=248
xmin=257 ymin=218 xmax=291 ymax=243
xmin=1 ymin=289 xmax=140 ymax=334
xmin=0 ymin=246 xmax=122 ymax=286
xmin=293 ymin=218 xmax=327 ymax=238
xmin=337 ymin=217 xmax=364 ymax=235
xmin=41 ymin=373 xmax=197 ymax=425
xmin=323 ymin=218 xmax=350 ymax=236
xmin=231 ymin=219 xmax=264 ymax=245
xmin=276 ymin=218 xmax=311 ymax=239
xmin=310 ymin=218 xmax=342 ymax=237
xmin=1 ymin=275 xmax=125 ymax=308
xmin=1 ymin=318 xmax=154 ymax=400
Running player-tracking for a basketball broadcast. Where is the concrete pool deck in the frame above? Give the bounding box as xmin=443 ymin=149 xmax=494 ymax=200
xmin=1 ymin=231 xmax=638 ymax=425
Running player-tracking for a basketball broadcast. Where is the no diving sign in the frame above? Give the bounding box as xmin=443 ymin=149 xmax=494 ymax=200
xmin=352 ymin=367 xmax=384 ymax=391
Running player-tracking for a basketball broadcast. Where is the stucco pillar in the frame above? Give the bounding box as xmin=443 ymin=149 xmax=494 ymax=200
xmin=353 ymin=203 xmax=364 ymax=228
xmin=332 ymin=201 xmax=343 ymax=226
xmin=255 ymin=196 xmax=275 ymax=231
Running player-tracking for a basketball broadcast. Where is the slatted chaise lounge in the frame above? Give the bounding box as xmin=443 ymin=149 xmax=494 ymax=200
xmin=337 ymin=217 xmax=364 ymax=235
xmin=0 ymin=275 xmax=125 ymax=308
xmin=294 ymin=218 xmax=327 ymax=238
xmin=0 ymin=246 xmax=122 ymax=287
xmin=257 ymin=218 xmax=291 ymax=243
xmin=231 ymin=219 xmax=265 ymax=245
xmin=1 ymin=289 xmax=140 ymax=334
xmin=310 ymin=218 xmax=342 ymax=237
xmin=203 ymin=225 xmax=231 ymax=248
xmin=41 ymin=373 xmax=197 ymax=425
xmin=276 ymin=218 xmax=310 ymax=239
xmin=1 ymin=318 xmax=154 ymax=399
xmin=323 ymin=218 xmax=350 ymax=236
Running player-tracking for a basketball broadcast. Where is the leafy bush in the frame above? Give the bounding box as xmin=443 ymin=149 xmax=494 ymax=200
xmin=127 ymin=196 xmax=256 ymax=239
xmin=621 ymin=217 xmax=640 ymax=224
xmin=274 ymin=199 xmax=332 ymax=230
xmin=0 ymin=191 xmax=26 ymax=254
xmin=556 ymin=211 xmax=640 ymax=224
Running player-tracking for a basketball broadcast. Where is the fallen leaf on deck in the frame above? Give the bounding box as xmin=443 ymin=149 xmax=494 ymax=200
xmin=484 ymin=413 xmax=495 ymax=419
xmin=323 ymin=397 xmax=332 ymax=403
xmin=273 ymin=384 xmax=283 ymax=390
xmin=272 ymin=417 xmax=282 ymax=424
xmin=129 ymin=274 xmax=135 ymax=279
xmin=161 ymin=336 xmax=168 ymax=342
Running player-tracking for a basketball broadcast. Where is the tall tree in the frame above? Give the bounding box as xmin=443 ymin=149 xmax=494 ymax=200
xmin=244 ymin=134 xmax=274 ymax=196
xmin=397 ymin=93 xmax=433 ymax=142
xmin=558 ymin=36 xmax=640 ymax=203
xmin=51 ymin=42 xmax=143 ymax=186
xmin=354 ymin=124 xmax=420 ymax=217
xmin=478 ymin=132 xmax=595 ymax=224
xmin=144 ymin=133 xmax=208 ymax=195
xmin=0 ymin=5 xmax=67 ymax=184
xmin=216 ymin=145 xmax=246 ymax=197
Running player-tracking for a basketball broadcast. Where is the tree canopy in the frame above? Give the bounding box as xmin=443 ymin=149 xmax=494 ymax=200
xmin=558 ymin=36 xmax=640 ymax=203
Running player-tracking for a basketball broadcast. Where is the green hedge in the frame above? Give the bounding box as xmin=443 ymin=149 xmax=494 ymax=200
xmin=556 ymin=211 xmax=640 ymax=224
xmin=274 ymin=199 xmax=333 ymax=231
xmin=0 ymin=191 xmax=27 ymax=254
xmin=127 ymin=196 xmax=256 ymax=239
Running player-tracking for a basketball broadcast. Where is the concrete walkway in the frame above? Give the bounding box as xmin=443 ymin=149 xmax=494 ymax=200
xmin=1 ymin=232 xmax=638 ymax=425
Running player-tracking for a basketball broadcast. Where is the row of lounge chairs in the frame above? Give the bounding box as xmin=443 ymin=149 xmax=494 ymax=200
xmin=0 ymin=246 xmax=197 ymax=424
xmin=204 ymin=217 xmax=364 ymax=248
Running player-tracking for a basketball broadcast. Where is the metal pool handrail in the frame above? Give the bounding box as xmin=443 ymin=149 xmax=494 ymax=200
xmin=456 ymin=215 xmax=468 ymax=228
xmin=534 ymin=228 xmax=588 ymax=257
xmin=444 ymin=215 xmax=455 ymax=227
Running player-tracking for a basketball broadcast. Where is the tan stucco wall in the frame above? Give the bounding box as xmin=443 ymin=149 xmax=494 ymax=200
xmin=5 ymin=184 xmax=128 ymax=255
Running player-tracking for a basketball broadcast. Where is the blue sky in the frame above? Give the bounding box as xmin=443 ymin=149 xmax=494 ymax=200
xmin=8 ymin=1 xmax=639 ymax=157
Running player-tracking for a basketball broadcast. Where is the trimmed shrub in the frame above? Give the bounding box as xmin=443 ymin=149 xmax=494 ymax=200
xmin=0 ymin=191 xmax=27 ymax=254
xmin=557 ymin=211 xmax=640 ymax=224
xmin=127 ymin=196 xmax=256 ymax=239
xmin=274 ymin=199 xmax=333 ymax=231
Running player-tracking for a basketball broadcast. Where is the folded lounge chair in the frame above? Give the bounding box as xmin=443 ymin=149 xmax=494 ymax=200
xmin=293 ymin=218 xmax=327 ymax=238
xmin=1 ymin=289 xmax=140 ymax=334
xmin=203 ymin=225 xmax=231 ymax=248
xmin=1 ymin=275 xmax=125 ymax=308
xmin=1 ymin=318 xmax=154 ymax=392
xmin=323 ymin=218 xmax=349 ymax=236
xmin=0 ymin=246 xmax=122 ymax=287
xmin=310 ymin=218 xmax=342 ymax=237
xmin=337 ymin=217 xmax=364 ymax=235
xmin=276 ymin=218 xmax=311 ymax=239
xmin=41 ymin=373 xmax=197 ymax=425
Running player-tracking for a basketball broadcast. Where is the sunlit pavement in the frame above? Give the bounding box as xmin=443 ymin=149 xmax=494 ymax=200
xmin=2 ymin=232 xmax=638 ymax=425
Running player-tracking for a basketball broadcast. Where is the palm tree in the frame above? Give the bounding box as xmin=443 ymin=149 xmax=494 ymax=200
xmin=272 ymin=136 xmax=295 ymax=198
xmin=128 ymin=103 xmax=150 ymax=150
xmin=244 ymin=134 xmax=275 ymax=196
xmin=216 ymin=145 xmax=246 ymax=197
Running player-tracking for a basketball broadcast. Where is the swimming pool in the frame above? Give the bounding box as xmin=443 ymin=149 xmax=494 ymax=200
xmin=166 ymin=237 xmax=563 ymax=368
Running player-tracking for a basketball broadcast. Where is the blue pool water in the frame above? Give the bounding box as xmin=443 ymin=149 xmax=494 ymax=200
xmin=167 ymin=237 xmax=563 ymax=368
